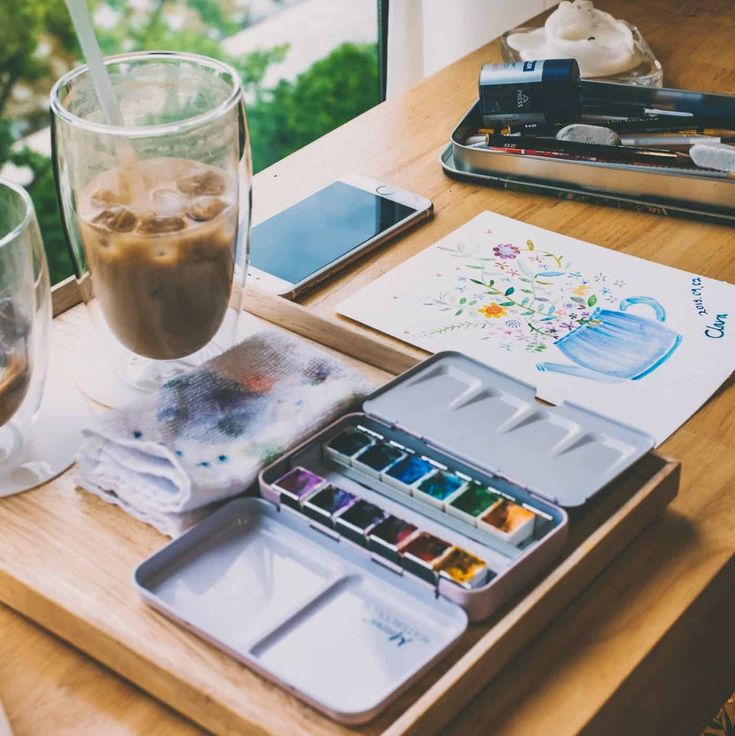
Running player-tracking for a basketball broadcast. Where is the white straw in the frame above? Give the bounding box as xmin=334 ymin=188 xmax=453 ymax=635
xmin=64 ymin=0 xmax=126 ymax=127
xmin=64 ymin=0 xmax=149 ymax=208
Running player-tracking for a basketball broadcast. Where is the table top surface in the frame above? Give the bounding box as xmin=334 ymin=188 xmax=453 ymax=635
xmin=2 ymin=0 xmax=735 ymax=734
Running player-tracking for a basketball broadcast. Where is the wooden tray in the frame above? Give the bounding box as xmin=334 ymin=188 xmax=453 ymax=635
xmin=0 ymin=446 xmax=678 ymax=736
xmin=0 ymin=286 xmax=679 ymax=735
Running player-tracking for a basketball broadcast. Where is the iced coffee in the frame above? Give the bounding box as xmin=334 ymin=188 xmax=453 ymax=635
xmin=77 ymin=158 xmax=237 ymax=360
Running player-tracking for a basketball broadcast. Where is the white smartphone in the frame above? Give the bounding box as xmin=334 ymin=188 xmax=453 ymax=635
xmin=247 ymin=174 xmax=433 ymax=298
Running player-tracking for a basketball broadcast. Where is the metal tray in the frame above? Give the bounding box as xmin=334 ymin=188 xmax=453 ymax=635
xmin=443 ymin=102 xmax=735 ymax=225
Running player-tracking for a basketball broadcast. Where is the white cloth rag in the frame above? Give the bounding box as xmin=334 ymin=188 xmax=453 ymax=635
xmin=76 ymin=328 xmax=373 ymax=536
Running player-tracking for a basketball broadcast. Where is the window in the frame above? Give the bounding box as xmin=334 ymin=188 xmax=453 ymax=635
xmin=0 ymin=0 xmax=380 ymax=284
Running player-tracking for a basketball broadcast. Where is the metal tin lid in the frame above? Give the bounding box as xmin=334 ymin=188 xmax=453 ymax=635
xmin=135 ymin=498 xmax=467 ymax=724
xmin=364 ymin=352 xmax=653 ymax=507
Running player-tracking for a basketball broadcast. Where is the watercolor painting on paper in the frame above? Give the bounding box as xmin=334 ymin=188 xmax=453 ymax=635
xmin=338 ymin=212 xmax=735 ymax=443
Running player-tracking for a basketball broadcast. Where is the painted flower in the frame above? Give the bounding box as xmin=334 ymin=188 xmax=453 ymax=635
xmin=478 ymin=302 xmax=507 ymax=319
xmin=493 ymin=243 xmax=520 ymax=259
xmin=505 ymin=319 xmax=521 ymax=328
xmin=573 ymin=285 xmax=590 ymax=296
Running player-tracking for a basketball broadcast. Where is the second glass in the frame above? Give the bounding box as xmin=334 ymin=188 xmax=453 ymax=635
xmin=51 ymin=51 xmax=251 ymax=404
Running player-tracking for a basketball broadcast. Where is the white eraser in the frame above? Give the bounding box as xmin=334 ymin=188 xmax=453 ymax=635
xmin=556 ymin=124 xmax=621 ymax=146
xmin=689 ymin=142 xmax=735 ymax=173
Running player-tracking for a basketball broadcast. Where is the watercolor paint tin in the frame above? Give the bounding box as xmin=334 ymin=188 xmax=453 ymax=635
xmin=137 ymin=352 xmax=655 ymax=725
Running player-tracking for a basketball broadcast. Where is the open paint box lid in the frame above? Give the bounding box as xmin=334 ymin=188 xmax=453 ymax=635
xmin=363 ymin=352 xmax=653 ymax=507
xmin=135 ymin=496 xmax=467 ymax=724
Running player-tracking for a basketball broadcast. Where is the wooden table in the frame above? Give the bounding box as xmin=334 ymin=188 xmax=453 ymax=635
xmin=2 ymin=0 xmax=735 ymax=734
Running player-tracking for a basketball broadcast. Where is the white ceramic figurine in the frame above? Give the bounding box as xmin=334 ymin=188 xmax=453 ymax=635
xmin=506 ymin=0 xmax=640 ymax=78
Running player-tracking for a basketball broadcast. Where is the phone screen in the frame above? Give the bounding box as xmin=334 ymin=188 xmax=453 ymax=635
xmin=249 ymin=181 xmax=417 ymax=284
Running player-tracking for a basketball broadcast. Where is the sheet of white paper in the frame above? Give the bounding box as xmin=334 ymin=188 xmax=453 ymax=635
xmin=338 ymin=212 xmax=735 ymax=445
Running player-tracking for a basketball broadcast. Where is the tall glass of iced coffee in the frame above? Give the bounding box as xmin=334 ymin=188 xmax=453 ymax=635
xmin=51 ymin=52 xmax=250 ymax=406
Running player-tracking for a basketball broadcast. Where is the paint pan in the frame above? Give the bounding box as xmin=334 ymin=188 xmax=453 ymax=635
xmin=302 ymin=486 xmax=357 ymax=527
xmin=323 ymin=427 xmax=374 ymax=466
xmin=479 ymin=500 xmax=536 ymax=546
xmin=334 ymin=499 xmax=387 ymax=547
xmin=272 ymin=466 xmax=327 ymax=508
xmin=400 ymin=532 xmax=454 ymax=583
xmin=414 ymin=471 xmax=466 ymax=508
xmin=352 ymin=441 xmax=405 ymax=478
xmin=447 ymin=481 xmax=502 ymax=526
xmin=437 ymin=547 xmax=491 ymax=589
xmin=384 ymin=453 xmax=435 ymax=493
xmin=368 ymin=516 xmax=419 ymax=564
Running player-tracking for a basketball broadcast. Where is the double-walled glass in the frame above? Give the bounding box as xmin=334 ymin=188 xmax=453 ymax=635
xmin=0 ymin=178 xmax=51 ymax=473
xmin=51 ymin=52 xmax=251 ymax=404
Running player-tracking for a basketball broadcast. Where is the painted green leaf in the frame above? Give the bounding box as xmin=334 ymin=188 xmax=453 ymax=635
xmin=500 ymin=301 xmax=514 ymax=307
xmin=504 ymin=287 xmax=514 ymax=296
xmin=469 ymin=278 xmax=485 ymax=286
xmin=527 ymin=239 xmax=535 ymax=250
xmin=455 ymin=308 xmax=463 ymax=316
xmin=571 ymin=295 xmax=586 ymax=304
xmin=459 ymin=297 xmax=467 ymax=304
xmin=588 ymin=295 xmax=598 ymax=307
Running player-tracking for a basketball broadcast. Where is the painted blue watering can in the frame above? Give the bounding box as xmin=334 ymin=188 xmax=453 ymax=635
xmin=536 ymin=296 xmax=682 ymax=383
